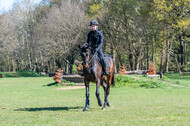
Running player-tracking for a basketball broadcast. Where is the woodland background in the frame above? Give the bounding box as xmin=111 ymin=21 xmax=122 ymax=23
xmin=0 ymin=0 xmax=190 ymax=74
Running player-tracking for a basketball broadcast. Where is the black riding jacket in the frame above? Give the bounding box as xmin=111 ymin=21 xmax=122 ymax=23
xmin=86 ymin=30 xmax=103 ymax=52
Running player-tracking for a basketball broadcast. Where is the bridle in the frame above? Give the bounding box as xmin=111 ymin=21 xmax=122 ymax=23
xmin=83 ymin=51 xmax=97 ymax=65
xmin=82 ymin=49 xmax=97 ymax=72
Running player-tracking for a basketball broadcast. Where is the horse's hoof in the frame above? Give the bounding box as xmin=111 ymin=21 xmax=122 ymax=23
xmin=102 ymin=107 xmax=106 ymax=110
xmin=107 ymin=102 xmax=110 ymax=107
xmin=83 ymin=107 xmax=88 ymax=112
xmin=83 ymin=109 xmax=88 ymax=112
xmin=98 ymin=101 xmax=103 ymax=106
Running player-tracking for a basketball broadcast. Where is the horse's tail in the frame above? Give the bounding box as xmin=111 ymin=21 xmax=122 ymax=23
xmin=111 ymin=73 xmax=115 ymax=86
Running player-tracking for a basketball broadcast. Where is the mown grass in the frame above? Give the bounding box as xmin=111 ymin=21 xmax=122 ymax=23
xmin=164 ymin=73 xmax=190 ymax=87
xmin=0 ymin=71 xmax=47 ymax=78
xmin=0 ymin=77 xmax=190 ymax=126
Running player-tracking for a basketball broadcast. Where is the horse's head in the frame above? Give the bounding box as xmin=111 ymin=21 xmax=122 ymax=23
xmin=78 ymin=43 xmax=91 ymax=68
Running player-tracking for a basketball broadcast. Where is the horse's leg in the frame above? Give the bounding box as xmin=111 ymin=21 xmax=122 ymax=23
xmin=83 ymin=80 xmax=90 ymax=112
xmin=102 ymin=76 xmax=111 ymax=110
xmin=106 ymin=84 xmax=111 ymax=107
xmin=102 ymin=77 xmax=108 ymax=110
xmin=106 ymin=75 xmax=113 ymax=107
xmin=96 ymin=79 xmax=103 ymax=107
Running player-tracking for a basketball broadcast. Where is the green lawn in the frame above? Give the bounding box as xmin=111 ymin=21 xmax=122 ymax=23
xmin=0 ymin=77 xmax=190 ymax=126
xmin=164 ymin=73 xmax=190 ymax=87
xmin=0 ymin=71 xmax=47 ymax=78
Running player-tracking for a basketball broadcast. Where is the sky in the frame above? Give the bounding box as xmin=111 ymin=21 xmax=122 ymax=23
xmin=0 ymin=0 xmax=42 ymax=12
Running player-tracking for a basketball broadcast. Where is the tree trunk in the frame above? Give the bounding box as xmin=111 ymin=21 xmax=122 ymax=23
xmin=128 ymin=43 xmax=133 ymax=71
xmin=55 ymin=58 xmax=62 ymax=68
xmin=160 ymin=49 xmax=166 ymax=73
xmin=54 ymin=59 xmax=56 ymax=72
xmin=152 ymin=37 xmax=155 ymax=62
xmin=34 ymin=55 xmax=39 ymax=73
xmin=116 ymin=50 xmax=122 ymax=67
xmin=39 ymin=51 xmax=44 ymax=72
xmin=69 ymin=63 xmax=73 ymax=75
xmin=146 ymin=40 xmax=149 ymax=70
xmin=12 ymin=59 xmax=16 ymax=72
xmin=184 ymin=40 xmax=187 ymax=65
xmin=165 ymin=40 xmax=169 ymax=73
xmin=174 ymin=55 xmax=181 ymax=74
xmin=179 ymin=36 xmax=184 ymax=65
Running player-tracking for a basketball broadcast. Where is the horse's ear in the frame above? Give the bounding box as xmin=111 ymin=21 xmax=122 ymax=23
xmin=78 ymin=45 xmax=81 ymax=49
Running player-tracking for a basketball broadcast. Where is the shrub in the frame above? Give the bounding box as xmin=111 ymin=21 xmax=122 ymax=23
xmin=115 ymin=75 xmax=166 ymax=88
xmin=1 ymin=71 xmax=47 ymax=78
xmin=146 ymin=62 xmax=156 ymax=75
xmin=118 ymin=64 xmax=127 ymax=75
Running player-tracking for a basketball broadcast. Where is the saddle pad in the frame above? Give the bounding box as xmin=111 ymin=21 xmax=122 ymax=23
xmin=95 ymin=54 xmax=110 ymax=68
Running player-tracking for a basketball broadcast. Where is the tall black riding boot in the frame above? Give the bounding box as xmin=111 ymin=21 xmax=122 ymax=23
xmin=97 ymin=49 xmax=109 ymax=75
xmin=102 ymin=57 xmax=110 ymax=75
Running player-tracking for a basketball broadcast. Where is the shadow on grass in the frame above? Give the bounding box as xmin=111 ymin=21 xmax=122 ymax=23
xmin=15 ymin=106 xmax=83 ymax=111
xmin=43 ymin=82 xmax=59 ymax=86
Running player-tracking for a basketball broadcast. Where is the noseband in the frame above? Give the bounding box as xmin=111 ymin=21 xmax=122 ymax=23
xmin=82 ymin=51 xmax=97 ymax=73
xmin=83 ymin=51 xmax=97 ymax=65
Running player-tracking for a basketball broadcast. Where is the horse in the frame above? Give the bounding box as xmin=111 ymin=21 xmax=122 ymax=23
xmin=78 ymin=43 xmax=115 ymax=111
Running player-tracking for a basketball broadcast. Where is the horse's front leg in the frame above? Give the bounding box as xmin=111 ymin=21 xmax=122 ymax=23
xmin=83 ymin=80 xmax=90 ymax=112
xmin=96 ymin=79 xmax=103 ymax=107
xmin=102 ymin=77 xmax=110 ymax=110
xmin=102 ymin=83 xmax=108 ymax=110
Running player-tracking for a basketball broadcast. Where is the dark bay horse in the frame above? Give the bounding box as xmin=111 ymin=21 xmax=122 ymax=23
xmin=78 ymin=43 xmax=115 ymax=111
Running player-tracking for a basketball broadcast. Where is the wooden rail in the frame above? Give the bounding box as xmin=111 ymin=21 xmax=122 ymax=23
xmin=61 ymin=75 xmax=84 ymax=83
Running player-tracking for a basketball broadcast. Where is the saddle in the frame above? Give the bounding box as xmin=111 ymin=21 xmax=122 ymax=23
xmin=95 ymin=53 xmax=110 ymax=69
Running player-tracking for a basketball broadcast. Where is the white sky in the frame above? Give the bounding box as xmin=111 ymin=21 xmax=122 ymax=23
xmin=0 ymin=0 xmax=42 ymax=12
xmin=0 ymin=0 xmax=14 ymax=11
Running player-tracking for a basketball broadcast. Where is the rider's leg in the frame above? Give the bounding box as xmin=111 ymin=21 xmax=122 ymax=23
xmin=97 ymin=49 xmax=109 ymax=75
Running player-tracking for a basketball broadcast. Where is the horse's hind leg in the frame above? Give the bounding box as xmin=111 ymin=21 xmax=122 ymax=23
xmin=106 ymin=85 xmax=111 ymax=107
xmin=96 ymin=79 xmax=103 ymax=107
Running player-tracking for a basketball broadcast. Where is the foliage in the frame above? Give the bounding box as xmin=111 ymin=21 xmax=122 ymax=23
xmin=146 ymin=62 xmax=156 ymax=75
xmin=53 ymin=68 xmax=63 ymax=83
xmin=72 ymin=65 xmax=78 ymax=73
xmin=0 ymin=71 xmax=47 ymax=78
xmin=87 ymin=2 xmax=104 ymax=19
xmin=0 ymin=0 xmax=190 ymax=74
xmin=115 ymin=75 xmax=167 ymax=88
xmin=0 ymin=0 xmax=88 ymax=74
xmin=118 ymin=64 xmax=127 ymax=75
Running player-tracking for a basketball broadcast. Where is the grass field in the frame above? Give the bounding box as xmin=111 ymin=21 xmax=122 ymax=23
xmin=0 ymin=76 xmax=190 ymax=126
xmin=0 ymin=71 xmax=47 ymax=78
xmin=164 ymin=73 xmax=190 ymax=87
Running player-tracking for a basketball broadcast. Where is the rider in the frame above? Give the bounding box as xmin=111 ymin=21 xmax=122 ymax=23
xmin=86 ymin=20 xmax=109 ymax=75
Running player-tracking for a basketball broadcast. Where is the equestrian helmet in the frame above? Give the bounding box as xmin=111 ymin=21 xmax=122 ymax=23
xmin=90 ymin=20 xmax=99 ymax=26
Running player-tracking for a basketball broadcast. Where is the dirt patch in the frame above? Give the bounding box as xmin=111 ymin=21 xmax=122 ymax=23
xmin=58 ymin=83 xmax=92 ymax=90
xmin=58 ymin=86 xmax=85 ymax=90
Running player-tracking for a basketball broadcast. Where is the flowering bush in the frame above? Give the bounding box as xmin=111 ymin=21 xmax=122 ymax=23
xmin=118 ymin=64 xmax=127 ymax=75
xmin=146 ymin=62 xmax=156 ymax=75
xmin=53 ymin=68 xmax=63 ymax=83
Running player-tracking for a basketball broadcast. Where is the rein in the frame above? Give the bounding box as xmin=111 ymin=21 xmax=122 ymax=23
xmin=84 ymin=51 xmax=97 ymax=64
xmin=83 ymin=51 xmax=97 ymax=73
